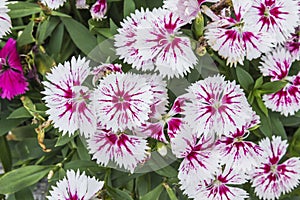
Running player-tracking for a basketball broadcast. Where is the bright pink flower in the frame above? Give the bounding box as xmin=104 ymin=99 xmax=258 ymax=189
xmin=0 ymin=0 xmax=11 ymax=38
xmin=251 ymin=136 xmax=300 ymax=200
xmin=43 ymin=56 xmax=96 ymax=137
xmin=260 ymin=48 xmax=300 ymax=116
xmin=163 ymin=0 xmax=219 ymax=23
xmin=204 ymin=0 xmax=275 ymax=67
xmin=0 ymin=38 xmax=28 ymax=100
xmin=47 ymin=170 xmax=104 ymax=200
xmin=92 ymin=73 xmax=154 ymax=132
xmin=87 ymin=124 xmax=150 ymax=173
xmin=183 ymin=75 xmax=255 ymax=138
xmin=135 ymin=97 xmax=185 ymax=143
xmin=90 ymin=0 xmax=107 ymax=21
xmin=244 ymin=0 xmax=299 ymax=44
xmin=171 ymin=124 xmax=220 ymax=197
xmin=215 ymin=114 xmax=263 ymax=171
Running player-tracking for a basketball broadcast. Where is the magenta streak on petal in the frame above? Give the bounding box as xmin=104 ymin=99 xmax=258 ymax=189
xmin=243 ymin=32 xmax=259 ymax=49
xmin=171 ymin=98 xmax=185 ymax=114
xmin=164 ymin=13 xmax=180 ymax=34
xmin=186 ymin=143 xmax=209 ymax=169
xmin=167 ymin=118 xmax=182 ymax=139
xmin=198 ymin=0 xmax=206 ymax=5
xmin=219 ymin=29 xmax=239 ymax=48
xmin=142 ymin=122 xmax=166 ymax=142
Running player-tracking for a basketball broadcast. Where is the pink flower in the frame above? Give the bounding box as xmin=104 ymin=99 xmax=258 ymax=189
xmin=92 ymin=73 xmax=154 ymax=132
xmin=204 ymin=0 xmax=275 ymax=67
xmin=251 ymin=136 xmax=300 ymax=200
xmin=193 ymin=167 xmax=249 ymax=200
xmin=135 ymin=97 xmax=185 ymax=143
xmin=244 ymin=0 xmax=299 ymax=44
xmin=90 ymin=0 xmax=107 ymax=21
xmin=171 ymin=124 xmax=220 ymax=197
xmin=183 ymin=74 xmax=255 ymax=138
xmin=87 ymin=124 xmax=150 ymax=173
xmin=215 ymin=114 xmax=263 ymax=171
xmin=47 ymin=170 xmax=104 ymax=200
xmin=259 ymin=48 xmax=300 ymax=116
xmin=163 ymin=0 xmax=219 ymax=23
xmin=43 ymin=56 xmax=96 ymax=137
xmin=0 ymin=0 xmax=11 ymax=38
xmin=0 ymin=38 xmax=28 ymax=100
xmin=115 ymin=8 xmax=198 ymax=79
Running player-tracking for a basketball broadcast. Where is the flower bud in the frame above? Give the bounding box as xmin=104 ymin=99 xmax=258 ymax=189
xmin=90 ymin=0 xmax=107 ymax=21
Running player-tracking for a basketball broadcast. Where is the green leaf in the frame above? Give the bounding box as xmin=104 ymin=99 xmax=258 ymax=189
xmin=256 ymin=97 xmax=268 ymax=117
xmin=7 ymin=2 xmax=42 ymax=18
xmin=14 ymin=188 xmax=34 ymax=200
xmin=289 ymin=128 xmax=300 ymax=157
xmin=0 ymin=112 xmax=27 ymax=136
xmin=0 ymin=165 xmax=53 ymax=194
xmin=254 ymin=76 xmax=263 ymax=89
xmin=7 ymin=107 xmax=31 ymax=119
xmin=236 ymin=66 xmax=254 ymax=92
xmin=155 ymin=165 xmax=178 ymax=178
xmin=164 ymin=183 xmax=178 ymax=200
xmin=0 ymin=136 xmax=12 ymax=172
xmin=17 ymin=21 xmax=36 ymax=47
xmin=140 ymin=184 xmax=163 ymax=200
xmin=259 ymin=81 xmax=287 ymax=94
xmin=55 ymin=131 xmax=78 ymax=147
xmin=124 ymin=0 xmax=136 ymax=17
xmin=270 ymin=114 xmax=287 ymax=139
xmin=106 ymin=186 xmax=133 ymax=200
xmin=60 ymin=17 xmax=97 ymax=57
xmin=76 ymin=136 xmax=91 ymax=161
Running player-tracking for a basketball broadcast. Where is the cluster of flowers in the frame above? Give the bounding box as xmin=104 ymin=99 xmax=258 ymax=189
xmin=0 ymin=0 xmax=300 ymax=199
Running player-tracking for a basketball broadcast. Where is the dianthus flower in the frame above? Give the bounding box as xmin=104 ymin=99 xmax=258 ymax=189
xmin=47 ymin=170 xmax=104 ymax=200
xmin=251 ymin=136 xmax=300 ymax=200
xmin=43 ymin=56 xmax=96 ymax=137
xmin=285 ymin=27 xmax=300 ymax=61
xmin=0 ymin=38 xmax=28 ymax=100
xmin=171 ymin=124 xmax=220 ymax=197
xmin=259 ymin=47 xmax=300 ymax=116
xmin=204 ymin=0 xmax=275 ymax=67
xmin=183 ymin=74 xmax=255 ymax=138
xmin=244 ymin=0 xmax=299 ymax=44
xmin=92 ymin=72 xmax=154 ymax=132
xmin=115 ymin=8 xmax=198 ymax=78
xmin=90 ymin=0 xmax=107 ymax=21
xmin=163 ymin=0 xmax=219 ymax=23
xmin=87 ymin=123 xmax=150 ymax=173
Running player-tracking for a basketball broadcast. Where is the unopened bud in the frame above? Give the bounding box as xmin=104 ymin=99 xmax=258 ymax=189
xmin=90 ymin=0 xmax=107 ymax=21
xmin=157 ymin=142 xmax=168 ymax=157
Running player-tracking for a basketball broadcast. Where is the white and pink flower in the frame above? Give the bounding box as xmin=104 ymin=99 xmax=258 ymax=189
xmin=244 ymin=0 xmax=299 ymax=44
xmin=0 ymin=0 xmax=11 ymax=38
xmin=135 ymin=97 xmax=185 ymax=143
xmin=90 ymin=0 xmax=107 ymax=21
xmin=41 ymin=0 xmax=66 ymax=9
xmin=204 ymin=0 xmax=275 ymax=67
xmin=259 ymin=48 xmax=300 ymax=116
xmin=171 ymin=124 xmax=220 ymax=197
xmin=47 ymin=170 xmax=104 ymax=200
xmin=285 ymin=27 xmax=300 ymax=61
xmin=115 ymin=8 xmax=198 ymax=79
xmin=43 ymin=56 xmax=96 ymax=137
xmin=193 ymin=167 xmax=249 ymax=200
xmin=251 ymin=136 xmax=300 ymax=200
xmin=215 ymin=114 xmax=263 ymax=171
xmin=183 ymin=74 xmax=255 ymax=138
xmin=163 ymin=0 xmax=219 ymax=23
xmin=91 ymin=63 xmax=123 ymax=86
xmin=87 ymin=124 xmax=150 ymax=173
xmin=92 ymin=73 xmax=153 ymax=132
